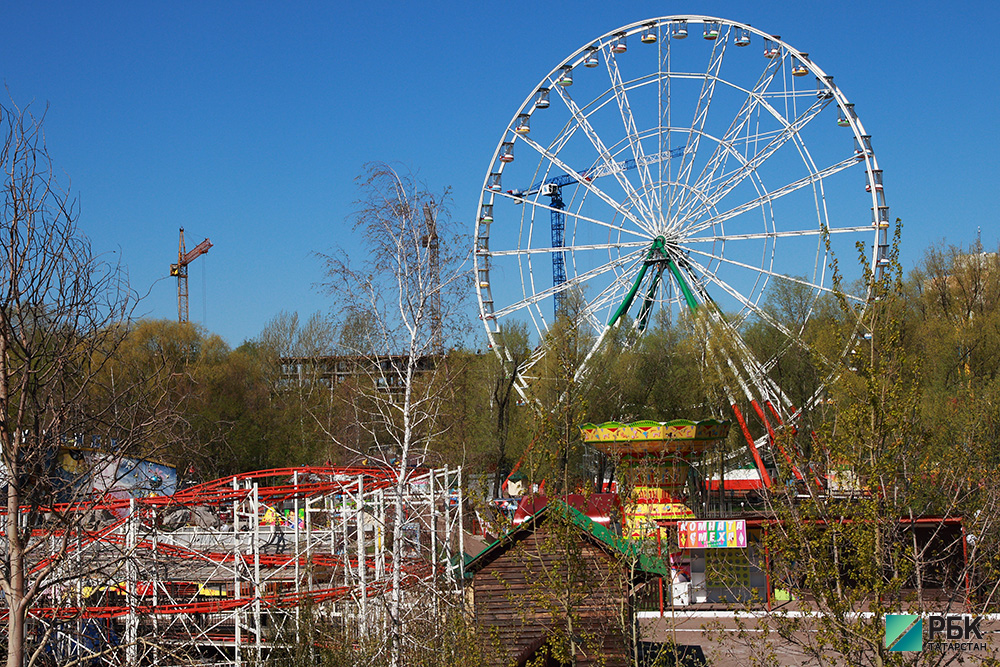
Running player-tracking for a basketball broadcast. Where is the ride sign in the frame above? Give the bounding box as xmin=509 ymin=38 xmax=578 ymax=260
xmin=678 ymin=519 xmax=747 ymax=549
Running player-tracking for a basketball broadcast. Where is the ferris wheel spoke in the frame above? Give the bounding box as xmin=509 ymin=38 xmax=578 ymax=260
xmin=508 ymin=191 xmax=651 ymax=240
xmin=554 ymin=253 xmax=645 ymax=331
xmin=548 ymin=84 xmax=657 ymax=226
xmin=657 ymin=39 xmax=668 ymax=216
xmin=681 ymin=155 xmax=861 ymax=237
xmin=675 ymin=120 xmax=778 ymax=226
xmin=684 ymin=225 xmax=872 ymax=244
xmin=671 ymin=34 xmax=729 ymax=217
xmin=517 ymin=134 xmax=651 ymax=233
xmin=657 ymin=37 xmax=681 ymax=213
xmin=680 ymin=97 xmax=831 ymax=226
xmin=490 ymin=248 xmax=647 ymax=320
xmin=673 ymin=64 xmax=820 ymax=225
xmin=665 ymin=138 xmax=754 ymax=237
xmin=487 ymin=240 xmax=648 ymax=258
xmin=574 ymin=325 xmax=616 ymax=383
xmin=684 ymin=254 xmax=826 ymax=362
xmin=573 ymin=258 xmax=666 ymax=382
xmin=585 ymin=263 xmax=647 ymax=317
xmin=671 ymin=57 xmax=783 ymax=222
xmin=579 ymin=263 xmax=648 ymax=332
xmin=682 ymin=270 xmax=785 ymax=404
xmin=545 ymin=116 xmax=589 ymax=161
xmin=605 ymin=52 xmax=660 ymax=215
xmin=684 ymin=245 xmax=864 ymax=303
xmin=718 ymin=334 xmax=789 ymax=409
xmin=704 ymin=311 xmax=799 ymax=412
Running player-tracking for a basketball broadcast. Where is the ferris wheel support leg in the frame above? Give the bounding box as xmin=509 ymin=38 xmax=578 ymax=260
xmin=808 ymin=431 xmax=828 ymax=490
xmin=635 ymin=265 xmax=665 ymax=332
xmin=752 ymin=399 xmax=804 ymax=483
xmin=765 ymin=400 xmax=824 ymax=490
xmin=665 ymin=258 xmax=699 ymax=312
xmin=608 ymin=237 xmax=667 ymax=327
xmin=764 ymin=400 xmax=786 ymax=427
xmin=608 ymin=261 xmax=651 ymax=327
xmin=731 ymin=402 xmax=772 ymax=489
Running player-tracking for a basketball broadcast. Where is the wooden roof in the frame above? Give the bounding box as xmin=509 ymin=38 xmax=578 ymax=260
xmin=464 ymin=496 xmax=670 ymax=578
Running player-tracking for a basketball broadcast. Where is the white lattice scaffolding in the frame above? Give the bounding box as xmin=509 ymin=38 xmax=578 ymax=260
xmin=3 ymin=465 xmax=465 ymax=666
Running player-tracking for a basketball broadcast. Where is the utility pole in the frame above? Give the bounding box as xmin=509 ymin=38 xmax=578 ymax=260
xmin=169 ymin=227 xmax=212 ymax=323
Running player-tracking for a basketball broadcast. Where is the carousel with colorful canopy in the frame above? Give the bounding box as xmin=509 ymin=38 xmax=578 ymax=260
xmin=580 ymin=419 xmax=730 ymax=537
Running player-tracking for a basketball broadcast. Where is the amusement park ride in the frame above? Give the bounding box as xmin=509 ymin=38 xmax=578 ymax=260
xmin=6 ymin=465 xmax=465 ymax=666
xmin=580 ymin=419 xmax=732 ymax=533
xmin=475 ymin=15 xmax=890 ymax=494
xmin=4 ymin=462 xmax=463 ymax=666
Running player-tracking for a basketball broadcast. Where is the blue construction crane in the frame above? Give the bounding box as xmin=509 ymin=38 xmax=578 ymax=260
xmin=508 ymin=146 xmax=686 ymax=317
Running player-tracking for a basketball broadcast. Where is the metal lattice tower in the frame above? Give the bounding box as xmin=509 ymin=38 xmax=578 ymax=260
xmin=169 ymin=227 xmax=212 ymax=323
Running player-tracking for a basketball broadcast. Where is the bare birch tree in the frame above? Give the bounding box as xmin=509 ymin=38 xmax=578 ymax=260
xmin=317 ymin=162 xmax=468 ymax=665
xmin=0 ymin=101 xmax=165 ymax=667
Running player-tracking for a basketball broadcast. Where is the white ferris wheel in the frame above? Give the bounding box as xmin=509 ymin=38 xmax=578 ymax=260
xmin=474 ymin=16 xmax=890 ymax=423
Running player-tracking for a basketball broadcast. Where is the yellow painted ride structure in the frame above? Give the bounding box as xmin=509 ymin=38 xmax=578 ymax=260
xmin=580 ymin=419 xmax=731 ymax=537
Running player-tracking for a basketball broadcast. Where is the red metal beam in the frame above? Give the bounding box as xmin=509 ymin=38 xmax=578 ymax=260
xmin=732 ymin=402 xmax=772 ymax=488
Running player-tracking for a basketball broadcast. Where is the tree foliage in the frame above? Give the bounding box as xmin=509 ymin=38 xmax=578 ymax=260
xmin=732 ymin=226 xmax=1000 ymax=666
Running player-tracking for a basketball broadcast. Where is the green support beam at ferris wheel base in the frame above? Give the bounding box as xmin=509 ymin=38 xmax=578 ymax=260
xmin=607 ymin=262 xmax=650 ymax=327
xmin=666 ymin=259 xmax=699 ymax=313
xmin=608 ymin=236 xmax=701 ymax=328
xmin=635 ymin=265 xmax=665 ymax=333
xmin=607 ymin=236 xmax=667 ymax=327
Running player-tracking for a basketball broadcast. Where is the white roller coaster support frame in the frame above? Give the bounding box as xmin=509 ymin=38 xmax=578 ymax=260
xmin=2 ymin=465 xmax=465 ymax=667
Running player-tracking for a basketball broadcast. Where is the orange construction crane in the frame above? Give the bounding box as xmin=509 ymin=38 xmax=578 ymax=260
xmin=169 ymin=227 xmax=212 ymax=323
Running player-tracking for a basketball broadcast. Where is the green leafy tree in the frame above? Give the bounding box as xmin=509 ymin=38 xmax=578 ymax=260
xmin=731 ymin=224 xmax=1000 ymax=666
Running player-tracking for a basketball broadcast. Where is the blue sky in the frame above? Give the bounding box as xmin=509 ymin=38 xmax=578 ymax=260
xmin=4 ymin=1 xmax=998 ymax=347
